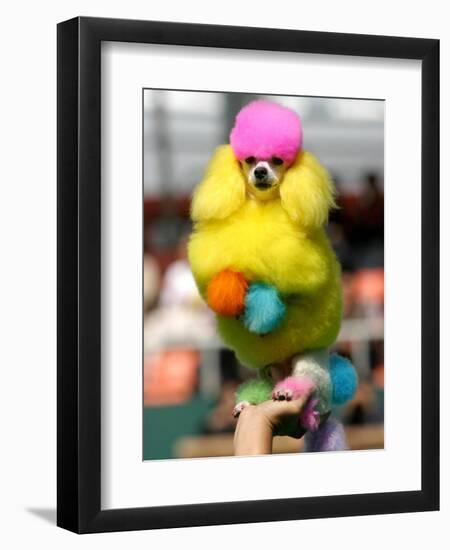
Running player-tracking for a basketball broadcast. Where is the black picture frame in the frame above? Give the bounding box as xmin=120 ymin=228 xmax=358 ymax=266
xmin=57 ymin=16 xmax=439 ymax=533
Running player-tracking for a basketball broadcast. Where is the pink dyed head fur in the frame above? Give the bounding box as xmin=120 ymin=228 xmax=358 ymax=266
xmin=229 ymin=100 xmax=303 ymax=165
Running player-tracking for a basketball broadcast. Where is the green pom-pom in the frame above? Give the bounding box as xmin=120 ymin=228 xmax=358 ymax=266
xmin=235 ymin=378 xmax=272 ymax=405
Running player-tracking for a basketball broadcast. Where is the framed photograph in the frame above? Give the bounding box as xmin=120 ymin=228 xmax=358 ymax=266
xmin=57 ymin=16 xmax=439 ymax=533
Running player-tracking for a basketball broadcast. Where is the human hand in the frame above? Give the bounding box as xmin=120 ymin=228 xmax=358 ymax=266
xmin=233 ymin=393 xmax=312 ymax=456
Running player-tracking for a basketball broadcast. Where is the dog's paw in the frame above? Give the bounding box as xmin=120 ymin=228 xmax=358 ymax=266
xmin=243 ymin=282 xmax=286 ymax=335
xmin=272 ymin=376 xmax=315 ymax=402
xmin=272 ymin=387 xmax=294 ymax=401
xmin=233 ymin=400 xmax=251 ymax=418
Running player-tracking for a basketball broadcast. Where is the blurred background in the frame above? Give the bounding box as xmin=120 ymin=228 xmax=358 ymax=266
xmin=142 ymin=90 xmax=384 ymax=460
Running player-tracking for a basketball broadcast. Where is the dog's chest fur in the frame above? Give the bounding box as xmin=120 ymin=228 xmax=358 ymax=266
xmin=190 ymin=198 xmax=332 ymax=294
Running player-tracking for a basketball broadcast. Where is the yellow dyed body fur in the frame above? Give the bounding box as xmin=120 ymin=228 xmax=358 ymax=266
xmin=188 ymin=145 xmax=343 ymax=369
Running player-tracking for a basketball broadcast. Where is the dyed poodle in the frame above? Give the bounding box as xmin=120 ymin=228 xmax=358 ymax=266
xmin=188 ymin=100 xmax=357 ymax=449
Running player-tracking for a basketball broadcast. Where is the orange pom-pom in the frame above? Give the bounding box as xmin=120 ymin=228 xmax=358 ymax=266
xmin=207 ymin=270 xmax=248 ymax=316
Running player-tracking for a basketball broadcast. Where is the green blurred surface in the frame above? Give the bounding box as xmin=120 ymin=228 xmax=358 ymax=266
xmin=143 ymin=394 xmax=215 ymax=460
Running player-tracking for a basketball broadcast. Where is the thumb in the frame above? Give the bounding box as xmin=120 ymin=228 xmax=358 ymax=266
xmin=272 ymin=393 xmax=312 ymax=418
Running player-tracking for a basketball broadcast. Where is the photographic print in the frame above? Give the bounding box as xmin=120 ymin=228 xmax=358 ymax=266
xmin=142 ymin=90 xmax=385 ymax=460
xmin=57 ymin=17 xmax=438 ymax=532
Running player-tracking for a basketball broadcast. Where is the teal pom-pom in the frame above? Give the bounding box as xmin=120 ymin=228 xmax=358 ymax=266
xmin=329 ymin=353 xmax=358 ymax=405
xmin=243 ymin=282 xmax=286 ymax=335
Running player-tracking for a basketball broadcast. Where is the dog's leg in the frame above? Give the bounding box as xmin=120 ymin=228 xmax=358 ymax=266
xmin=272 ymin=349 xmax=332 ymax=430
xmin=304 ymin=418 xmax=348 ymax=452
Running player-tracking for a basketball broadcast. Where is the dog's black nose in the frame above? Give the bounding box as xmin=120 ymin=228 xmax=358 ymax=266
xmin=254 ymin=166 xmax=268 ymax=180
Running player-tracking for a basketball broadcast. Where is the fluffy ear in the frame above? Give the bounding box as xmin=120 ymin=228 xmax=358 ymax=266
xmin=191 ymin=145 xmax=246 ymax=222
xmin=280 ymin=150 xmax=337 ymax=228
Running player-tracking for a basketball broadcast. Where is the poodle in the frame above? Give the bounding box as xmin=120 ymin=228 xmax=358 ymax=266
xmin=188 ymin=100 xmax=357 ymax=449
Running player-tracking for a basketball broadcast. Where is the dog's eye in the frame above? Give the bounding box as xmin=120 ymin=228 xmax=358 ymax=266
xmin=245 ymin=156 xmax=256 ymax=164
xmin=272 ymin=157 xmax=284 ymax=166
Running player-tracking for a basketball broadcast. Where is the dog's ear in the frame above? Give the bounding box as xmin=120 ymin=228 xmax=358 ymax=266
xmin=191 ymin=145 xmax=246 ymax=222
xmin=280 ymin=151 xmax=337 ymax=228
